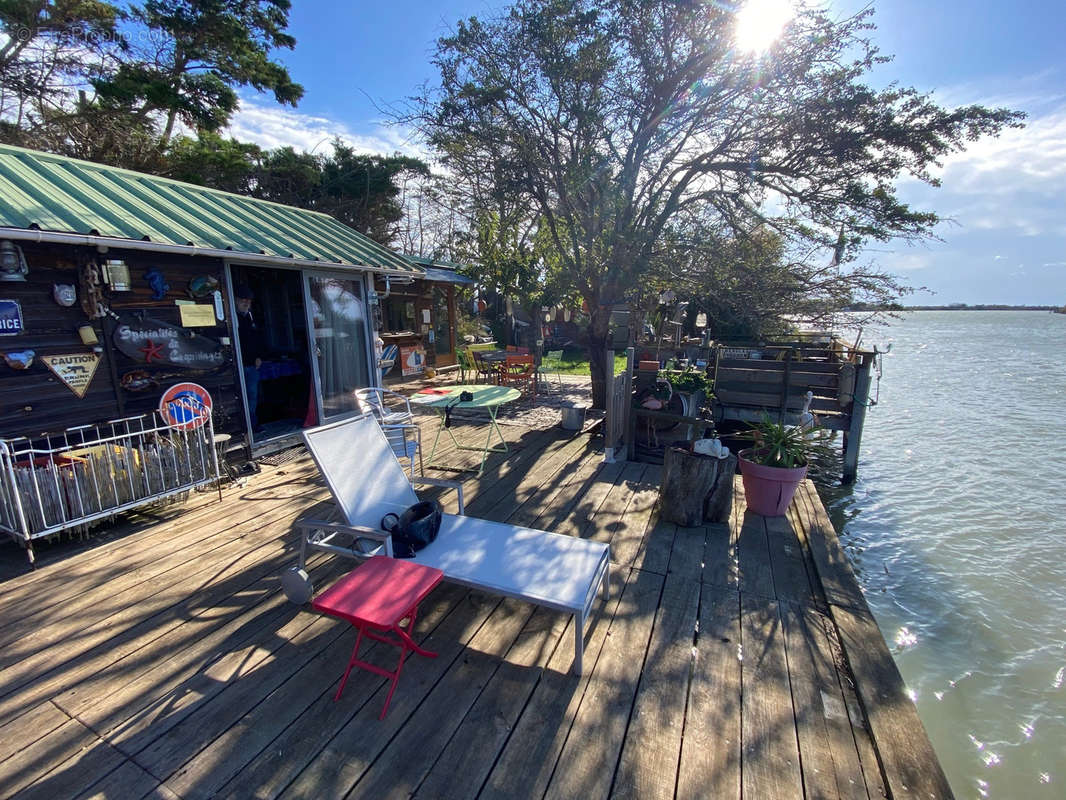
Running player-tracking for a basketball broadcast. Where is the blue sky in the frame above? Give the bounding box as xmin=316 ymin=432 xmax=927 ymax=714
xmin=226 ymin=1 xmax=1066 ymax=305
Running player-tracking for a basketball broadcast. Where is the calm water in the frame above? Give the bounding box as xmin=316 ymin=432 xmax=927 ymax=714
xmin=822 ymin=311 xmax=1066 ymax=799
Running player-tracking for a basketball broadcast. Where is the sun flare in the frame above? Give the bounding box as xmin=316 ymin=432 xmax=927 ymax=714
xmin=735 ymin=0 xmax=795 ymax=54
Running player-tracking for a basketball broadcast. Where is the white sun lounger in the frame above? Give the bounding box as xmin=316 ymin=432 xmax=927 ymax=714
xmin=289 ymin=414 xmax=610 ymax=675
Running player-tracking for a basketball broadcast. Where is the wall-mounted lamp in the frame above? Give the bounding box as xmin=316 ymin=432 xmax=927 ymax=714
xmin=101 ymin=259 xmax=131 ymax=291
xmin=0 ymin=241 xmax=28 ymax=282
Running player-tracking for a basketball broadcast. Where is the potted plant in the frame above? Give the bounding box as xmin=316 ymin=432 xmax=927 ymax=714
xmin=663 ymin=367 xmax=713 ymax=417
xmin=737 ymin=415 xmax=822 ymax=516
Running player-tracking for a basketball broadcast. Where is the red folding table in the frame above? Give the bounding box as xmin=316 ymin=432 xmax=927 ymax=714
xmin=312 ymin=556 xmax=444 ymax=719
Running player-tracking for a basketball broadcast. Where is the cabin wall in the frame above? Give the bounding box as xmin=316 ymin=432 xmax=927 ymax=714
xmin=0 ymin=241 xmax=243 ymax=441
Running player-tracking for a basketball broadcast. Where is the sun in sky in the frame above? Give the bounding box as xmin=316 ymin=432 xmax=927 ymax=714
xmin=734 ymin=0 xmax=796 ymax=53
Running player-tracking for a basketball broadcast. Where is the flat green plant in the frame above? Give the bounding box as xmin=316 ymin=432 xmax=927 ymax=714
xmin=741 ymin=414 xmax=826 ymax=469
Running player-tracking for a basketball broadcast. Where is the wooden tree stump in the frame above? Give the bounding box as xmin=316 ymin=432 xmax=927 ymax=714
xmin=703 ymin=453 xmax=737 ymax=523
xmin=660 ymin=448 xmax=736 ymax=527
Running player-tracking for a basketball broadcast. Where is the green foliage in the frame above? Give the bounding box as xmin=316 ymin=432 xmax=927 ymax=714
xmin=741 ymin=415 xmax=828 ymax=469
xmin=1 ymin=0 xmax=302 ymax=157
xmin=94 ymin=0 xmax=302 ymax=142
xmin=663 ymin=368 xmax=713 ymax=398
xmin=164 ymin=132 xmax=261 ymax=193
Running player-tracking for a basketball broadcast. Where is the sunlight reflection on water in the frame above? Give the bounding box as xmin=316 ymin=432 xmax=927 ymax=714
xmin=819 ymin=311 xmax=1066 ymax=798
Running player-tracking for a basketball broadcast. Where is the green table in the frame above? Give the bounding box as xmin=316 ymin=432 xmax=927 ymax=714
xmin=409 ymin=384 xmax=522 ymax=475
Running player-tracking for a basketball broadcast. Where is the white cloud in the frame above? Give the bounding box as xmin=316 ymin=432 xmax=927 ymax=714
xmin=881 ymin=252 xmax=933 ymax=272
xmin=897 ymin=100 xmax=1066 ymax=239
xmin=224 ymin=99 xmax=427 ymax=160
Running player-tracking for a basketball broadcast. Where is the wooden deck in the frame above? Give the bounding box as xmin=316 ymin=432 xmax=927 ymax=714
xmin=0 ymin=416 xmax=952 ymax=799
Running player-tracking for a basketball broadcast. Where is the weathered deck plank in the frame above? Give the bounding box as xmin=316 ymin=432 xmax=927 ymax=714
xmin=410 ymin=606 xmax=569 ymax=800
xmin=676 ymin=583 xmax=742 ymax=800
xmin=612 ymin=572 xmax=701 ymax=800
xmin=541 ymin=567 xmax=664 ymax=800
xmin=740 ymin=594 xmax=804 ymax=800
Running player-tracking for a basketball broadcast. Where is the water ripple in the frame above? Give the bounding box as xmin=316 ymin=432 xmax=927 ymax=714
xmin=822 ymin=311 xmax=1066 ymax=798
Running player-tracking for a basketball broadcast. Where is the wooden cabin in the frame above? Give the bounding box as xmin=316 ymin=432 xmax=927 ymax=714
xmin=0 ymin=143 xmax=431 ymax=559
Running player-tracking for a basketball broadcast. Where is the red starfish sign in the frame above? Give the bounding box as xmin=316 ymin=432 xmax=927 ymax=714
xmin=140 ymin=339 xmax=165 ymax=363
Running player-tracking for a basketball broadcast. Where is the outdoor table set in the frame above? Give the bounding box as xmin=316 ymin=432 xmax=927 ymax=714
xmin=409 ymin=384 xmax=521 ymax=475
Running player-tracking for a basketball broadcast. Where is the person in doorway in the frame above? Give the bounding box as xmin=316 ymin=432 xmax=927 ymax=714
xmin=235 ymin=285 xmax=266 ymax=434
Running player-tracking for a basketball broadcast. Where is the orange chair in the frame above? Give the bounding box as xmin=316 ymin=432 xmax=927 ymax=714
xmin=501 ymin=354 xmax=536 ymax=402
xmin=506 ymin=345 xmax=531 ymax=355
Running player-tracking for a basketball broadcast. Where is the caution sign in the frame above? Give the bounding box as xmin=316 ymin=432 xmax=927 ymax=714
xmin=159 ymin=382 xmax=213 ymax=431
xmin=43 ymin=353 xmax=100 ymax=398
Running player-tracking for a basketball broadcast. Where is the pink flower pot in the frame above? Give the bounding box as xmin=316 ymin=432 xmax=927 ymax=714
xmin=738 ymin=449 xmax=808 ymax=516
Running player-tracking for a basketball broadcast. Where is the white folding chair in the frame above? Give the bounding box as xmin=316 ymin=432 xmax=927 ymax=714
xmin=354 ymin=388 xmax=422 ymax=476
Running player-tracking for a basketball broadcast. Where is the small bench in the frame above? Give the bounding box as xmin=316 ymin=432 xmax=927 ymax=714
xmin=312 ymin=556 xmax=444 ymax=719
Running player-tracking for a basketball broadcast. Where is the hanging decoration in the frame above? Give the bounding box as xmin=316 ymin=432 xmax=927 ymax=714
xmin=3 ymin=350 xmax=34 ymax=370
xmin=52 ymin=284 xmax=76 ymax=307
xmin=145 ymin=269 xmax=170 ymax=300
xmin=42 ymin=353 xmax=100 ymax=397
xmin=187 ymin=275 xmax=219 ymax=299
xmin=120 ymin=370 xmax=158 ymax=393
xmin=78 ymin=325 xmax=99 ymax=346
xmin=0 ymin=241 xmax=28 ymax=281
xmin=102 ymin=259 xmax=131 ymax=291
xmin=79 ymin=261 xmax=107 ymax=319
xmin=113 ymin=315 xmax=225 ymax=369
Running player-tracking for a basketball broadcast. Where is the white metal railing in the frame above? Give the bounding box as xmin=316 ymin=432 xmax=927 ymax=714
xmin=0 ymin=410 xmax=220 ymax=563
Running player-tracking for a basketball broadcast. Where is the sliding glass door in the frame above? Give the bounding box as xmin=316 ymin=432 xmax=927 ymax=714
xmin=305 ymin=273 xmax=372 ymax=421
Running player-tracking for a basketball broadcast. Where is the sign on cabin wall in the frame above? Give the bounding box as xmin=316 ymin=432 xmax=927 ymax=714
xmin=43 ymin=353 xmax=101 ymax=398
xmin=177 ymin=303 xmax=217 ymax=327
xmin=0 ymin=300 xmax=23 ymax=335
xmin=113 ymin=315 xmax=225 ymax=369
xmin=400 ymin=344 xmax=426 ymax=376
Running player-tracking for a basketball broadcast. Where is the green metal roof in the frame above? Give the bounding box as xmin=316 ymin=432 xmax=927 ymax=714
xmin=0 ymin=143 xmax=421 ymax=275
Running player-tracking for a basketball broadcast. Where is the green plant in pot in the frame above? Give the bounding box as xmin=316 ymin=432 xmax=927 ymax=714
xmin=738 ymin=415 xmax=822 ymax=516
xmin=663 ymin=367 xmax=713 ymax=416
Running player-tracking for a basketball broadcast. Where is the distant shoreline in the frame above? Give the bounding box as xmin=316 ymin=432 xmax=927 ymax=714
xmin=902 ymin=305 xmax=1060 ymax=311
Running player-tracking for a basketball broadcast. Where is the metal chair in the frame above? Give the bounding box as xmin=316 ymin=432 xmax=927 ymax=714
xmin=472 ymin=351 xmax=501 ymax=385
xmin=537 ymin=349 xmax=565 ymax=392
xmin=501 ymin=354 xmax=536 ymax=402
xmin=353 ymin=388 xmax=422 ymax=476
xmin=456 ymin=347 xmax=474 ymax=384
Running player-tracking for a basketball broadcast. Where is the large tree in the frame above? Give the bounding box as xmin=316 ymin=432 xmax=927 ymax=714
xmin=411 ymin=0 xmax=1022 ymax=406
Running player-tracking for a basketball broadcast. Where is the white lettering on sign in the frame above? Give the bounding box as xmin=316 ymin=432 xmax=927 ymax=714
xmin=116 ymin=325 xmax=174 ymax=342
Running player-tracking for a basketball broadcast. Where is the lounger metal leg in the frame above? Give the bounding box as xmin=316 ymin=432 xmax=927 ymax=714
xmin=573 ymin=611 xmax=585 ymax=676
xmin=602 ymin=561 xmax=610 ymax=601
xmin=298 ymin=527 xmax=309 ymax=570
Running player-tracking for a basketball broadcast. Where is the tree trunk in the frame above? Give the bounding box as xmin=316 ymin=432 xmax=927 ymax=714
xmin=587 ymin=306 xmax=611 ymax=409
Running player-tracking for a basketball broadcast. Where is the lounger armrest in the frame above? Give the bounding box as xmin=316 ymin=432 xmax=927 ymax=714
xmin=295 ymin=518 xmax=394 ymax=557
xmin=411 ymin=477 xmax=465 ymax=515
